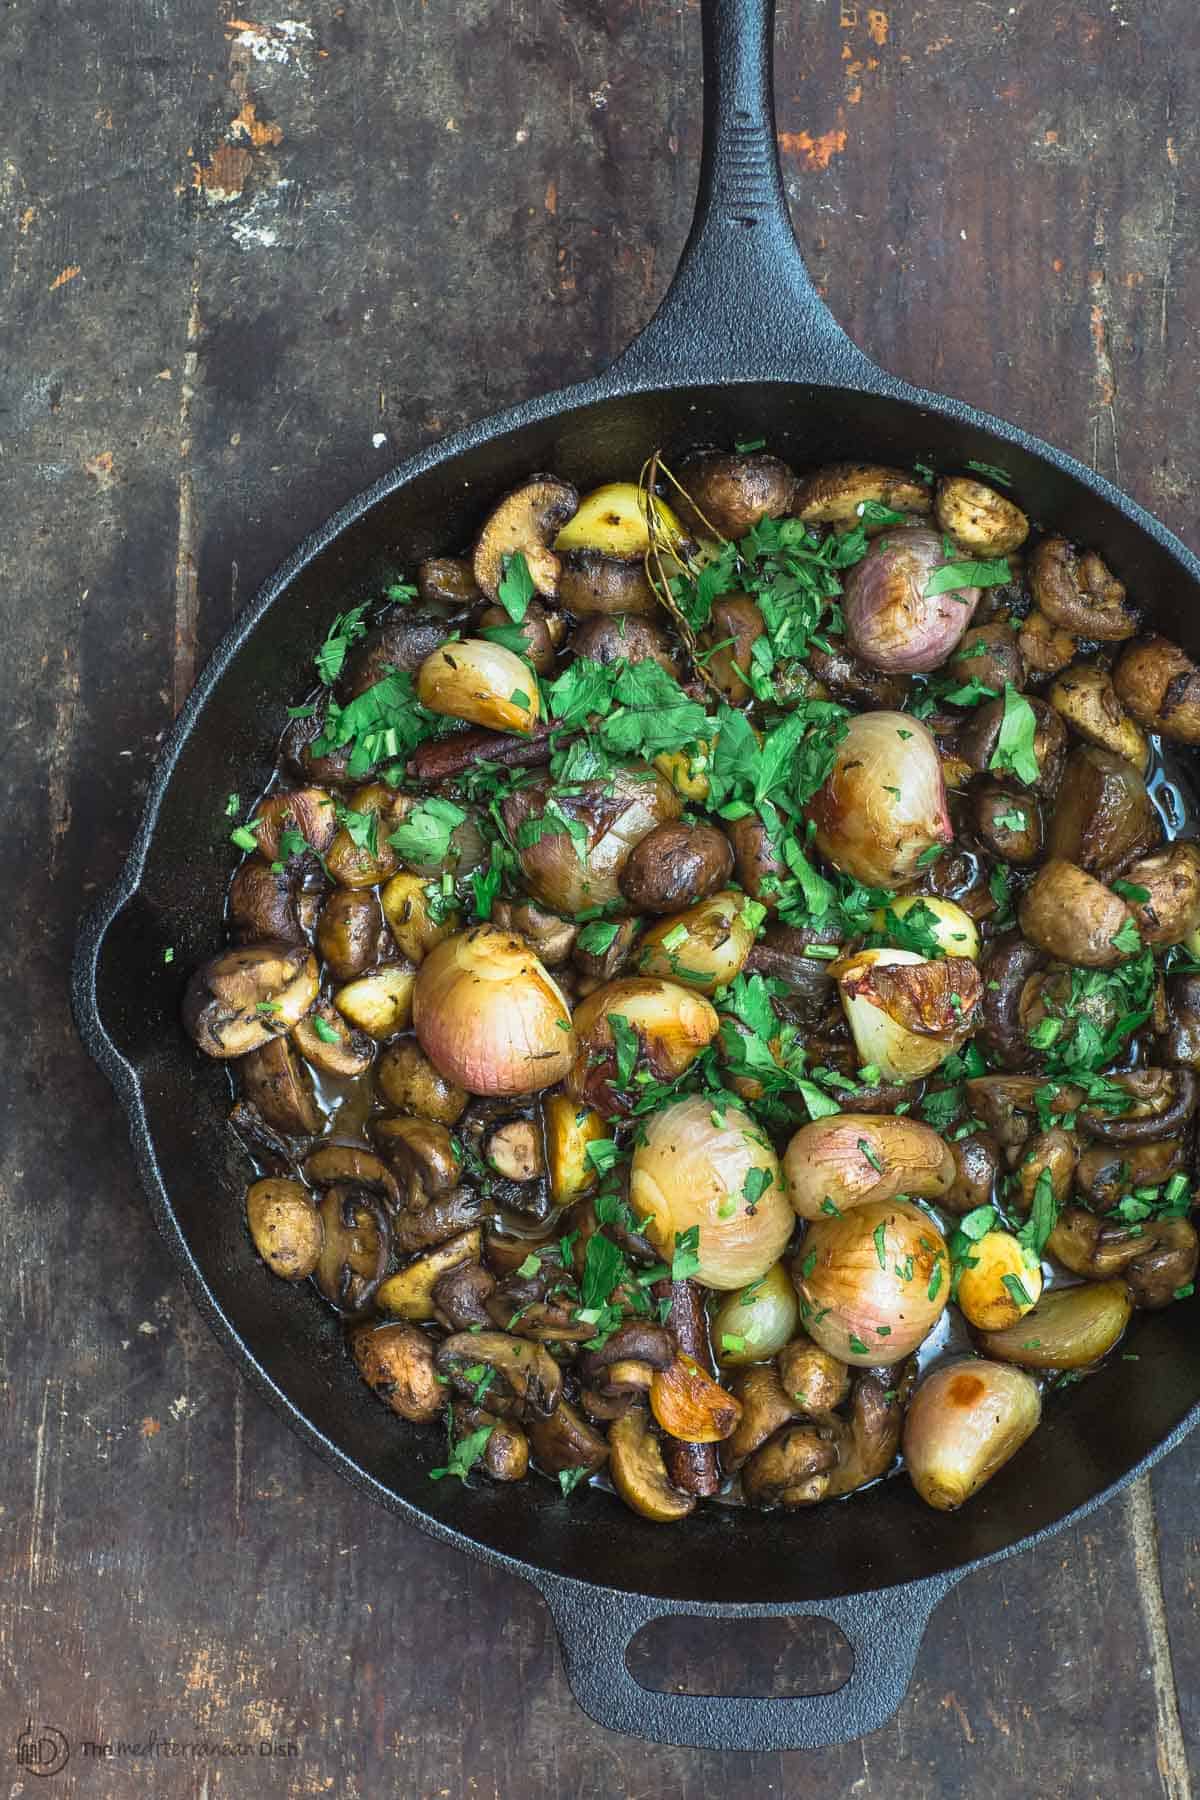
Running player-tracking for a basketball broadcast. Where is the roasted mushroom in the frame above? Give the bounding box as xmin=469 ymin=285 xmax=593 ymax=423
xmin=1048 ymin=663 xmax=1149 ymax=770
xmin=435 ymin=1330 xmax=563 ymax=1418
xmin=236 ymin=1034 xmax=321 ymax=1136
xmin=183 ymin=943 xmax=319 ymax=1059
xmin=375 ymin=1229 xmax=482 ymax=1321
xmin=1018 ymin=861 xmax=1135 ymax=968
xmin=245 ymin=1178 xmax=323 ymax=1280
xmin=935 ymin=476 xmax=1029 ymax=557
xmin=351 ymin=1322 xmax=442 ymax=1421
xmin=619 ymin=822 xmax=734 ymax=914
xmin=741 ymin=1425 xmax=839 ymax=1508
xmin=793 ymin=462 xmax=931 ymax=526
xmin=472 ymin=474 xmax=579 ymax=602
xmin=375 ymin=1039 xmax=468 ymax=1126
xmin=1113 ymin=635 xmax=1200 ymax=744
xmin=1045 ymin=746 xmax=1160 ymax=880
xmin=608 ymin=1407 xmax=696 ymax=1522
xmin=1030 ymin=536 xmax=1135 ymax=640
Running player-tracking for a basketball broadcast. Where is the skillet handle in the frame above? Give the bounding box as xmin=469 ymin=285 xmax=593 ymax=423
xmin=608 ymin=0 xmax=877 ymax=388
xmin=535 ymin=1570 xmax=960 ymax=1750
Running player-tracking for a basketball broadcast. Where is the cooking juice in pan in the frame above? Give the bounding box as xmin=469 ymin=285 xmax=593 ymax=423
xmin=190 ymin=449 xmax=1200 ymax=1520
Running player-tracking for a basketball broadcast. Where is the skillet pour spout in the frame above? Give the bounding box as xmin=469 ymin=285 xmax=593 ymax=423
xmin=72 ymin=0 xmax=1200 ymax=1754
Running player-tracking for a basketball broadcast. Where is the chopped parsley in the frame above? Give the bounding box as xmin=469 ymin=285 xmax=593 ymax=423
xmin=989 ymin=683 xmax=1040 ymax=787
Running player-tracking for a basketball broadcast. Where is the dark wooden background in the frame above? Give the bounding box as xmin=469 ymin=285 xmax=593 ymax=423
xmin=5 ymin=0 xmax=1199 ymax=1793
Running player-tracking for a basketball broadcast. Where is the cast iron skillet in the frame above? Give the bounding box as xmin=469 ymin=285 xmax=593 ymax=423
xmin=72 ymin=0 xmax=1200 ymax=1752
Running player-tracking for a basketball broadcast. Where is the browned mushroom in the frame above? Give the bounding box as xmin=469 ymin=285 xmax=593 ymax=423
xmin=393 ymin=1187 xmax=484 ymax=1255
xmin=1018 ymin=608 xmax=1077 ymax=677
xmin=484 ymin=1117 xmax=544 ymax=1183
xmin=741 ymin=1425 xmax=840 ymax=1508
xmin=451 ymin=1404 xmax=530 ymax=1481
xmin=721 ymin=1364 xmax=801 ymax=1473
xmin=1029 ymin=536 xmax=1136 ymax=640
xmin=314 ymin=1187 xmax=389 ymax=1312
xmin=1075 ymin=1139 xmax=1187 ymax=1211
xmin=1045 ymin=746 xmax=1160 ymax=880
xmin=701 ymin=594 xmax=767 ymax=705
xmin=972 ymin=786 xmax=1042 ymax=866
xmin=375 ymin=1039 xmax=468 ymax=1126
xmin=957 ymin=696 xmax=1067 ymax=797
xmin=489 ymin=900 xmax=578 ymax=967
xmin=976 ymin=936 xmax=1047 ymax=1068
xmin=472 ymin=475 xmax=579 ymax=601
xmin=249 ymin=787 xmax=338 ymax=862
xmin=822 ymin=1371 xmax=908 ymax=1499
xmin=1113 ymin=636 xmax=1200 ymax=744
xmin=805 ymin=636 xmax=911 ymax=710
xmin=557 ymin=551 xmax=661 ymax=618
xmin=291 ymin=1003 xmax=375 ymax=1080
xmin=793 ymin=462 xmax=931 ymax=526
xmin=947 ymin=621 xmax=1025 ymax=695
xmin=1047 ymin=1210 xmax=1197 ymax=1309
xmin=525 ymin=1400 xmax=610 ymax=1477
xmin=477 ymin=599 xmax=563 ymax=674
xmin=1047 ymin=663 xmax=1149 ymax=770
xmin=944 ymin=1132 xmax=1002 ymax=1214
xmin=183 ymin=942 xmax=319 ymax=1059
xmin=775 ymin=1336 xmax=851 ymax=1415
xmin=245 ymin=1178 xmax=323 ymax=1280
xmin=675 ymin=448 xmax=797 ymax=538
xmin=608 ymin=1407 xmax=696 ymax=1522
xmin=1079 ymin=1069 xmax=1196 ymax=1145
xmin=370 ymin=1116 xmax=462 ymax=1205
xmin=1018 ymin=861 xmax=1135 ymax=968
xmin=302 ymin=1143 xmax=401 ymax=1212
xmin=237 ymin=1035 xmax=322 ymax=1136
xmin=503 ymin=769 xmax=682 ymax=916
xmin=435 ymin=1330 xmax=562 ymax=1418
xmin=569 ymin=612 xmax=681 ymax=675
xmin=316 ymin=886 xmax=387 ymax=983
xmin=433 ymin=1258 xmax=497 ymax=1329
xmin=228 ymin=857 xmax=305 ymax=945
xmin=351 ymin=1322 xmax=442 ymax=1421
xmin=1011 ymin=1127 xmax=1079 ymax=1209
xmin=619 ymin=822 xmax=734 ymax=914
xmin=1123 ymin=844 xmax=1200 ymax=946
xmin=936 ymin=477 xmax=1029 ymax=557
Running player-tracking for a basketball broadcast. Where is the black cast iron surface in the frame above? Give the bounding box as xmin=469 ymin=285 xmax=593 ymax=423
xmin=70 ymin=0 xmax=1200 ymax=1755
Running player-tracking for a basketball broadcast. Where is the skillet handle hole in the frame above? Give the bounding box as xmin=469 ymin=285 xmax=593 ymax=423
xmin=624 ymin=1615 xmax=852 ymax=1700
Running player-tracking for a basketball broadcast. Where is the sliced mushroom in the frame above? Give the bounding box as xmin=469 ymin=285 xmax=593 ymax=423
xmin=291 ymin=1003 xmax=376 ymax=1079
xmin=236 ymin=1035 xmax=322 ymax=1136
xmin=473 ymin=474 xmax=579 ymax=602
xmin=1080 ymin=1069 xmax=1196 ymax=1144
xmin=822 ymin=1371 xmax=907 ymax=1499
xmin=793 ymin=462 xmax=932 ymax=526
xmin=375 ymin=1228 xmax=482 ymax=1321
xmin=1075 ymin=1139 xmax=1187 ymax=1211
xmin=721 ymin=1364 xmax=801 ymax=1472
xmin=701 ymin=594 xmax=767 ymax=705
xmin=805 ymin=636 xmax=910 ymax=710
xmin=451 ymin=1404 xmax=530 ymax=1482
xmin=375 ymin=1039 xmax=468 ymax=1126
xmin=435 ymin=1330 xmax=562 ymax=1418
xmin=608 ymin=1407 xmax=696 ymax=1522
xmin=1030 ymin=536 xmax=1136 ymax=640
xmin=525 ymin=1399 xmax=610 ymax=1477
xmin=490 ymin=900 xmax=578 ymax=967
xmin=314 ymin=1186 xmax=389 ymax=1312
xmin=741 ymin=1424 xmax=840 ymax=1508
xmin=572 ymin=916 xmax=641 ymax=985
xmin=302 ymin=1143 xmax=401 ymax=1212
xmin=1012 ymin=1127 xmax=1079 ymax=1209
xmin=183 ymin=942 xmax=319 ymax=1059
xmin=350 ymin=1322 xmax=442 ymax=1421
xmin=578 ymin=1323 xmax=675 ymax=1394
xmin=1124 ymin=1218 xmax=1198 ymax=1309
xmin=393 ymin=1186 xmax=484 ymax=1255
xmin=976 ymin=936 xmax=1047 ymax=1068
xmin=245 ymin=1178 xmax=323 ymax=1280
xmin=1048 ymin=663 xmax=1149 ymax=770
xmin=484 ymin=1117 xmax=544 ymax=1182
xmin=370 ymin=1115 xmax=462 ymax=1205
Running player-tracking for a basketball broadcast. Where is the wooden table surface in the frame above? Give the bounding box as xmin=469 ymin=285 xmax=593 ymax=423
xmin=5 ymin=1 xmax=1199 ymax=1793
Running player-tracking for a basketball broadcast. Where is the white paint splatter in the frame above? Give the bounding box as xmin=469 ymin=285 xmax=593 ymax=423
xmin=372 ymin=432 xmax=387 ymax=449
xmin=232 ymin=19 xmax=314 ymax=67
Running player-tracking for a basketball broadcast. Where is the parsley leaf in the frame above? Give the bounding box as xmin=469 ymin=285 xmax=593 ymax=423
xmin=430 ymin=1418 xmax=495 ymax=1484
xmin=671 ymin=1225 xmax=701 ymax=1282
xmin=497 ymin=550 xmax=536 ymax=624
xmin=315 ymin=601 xmax=370 ymax=686
xmin=989 ymin=682 xmax=1040 ymax=787
xmin=389 ymin=797 xmax=467 ymax=866
xmin=924 ymin=556 xmax=1011 ymax=598
xmin=607 ymin=1013 xmax=639 ymax=1088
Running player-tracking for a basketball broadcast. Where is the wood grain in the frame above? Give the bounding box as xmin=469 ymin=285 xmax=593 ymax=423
xmin=2 ymin=0 xmax=1199 ymax=1792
